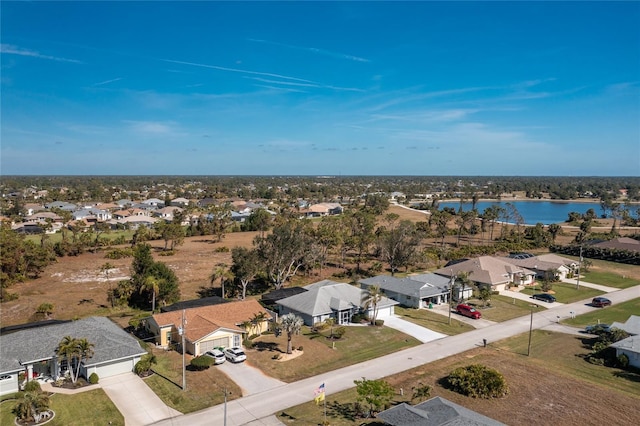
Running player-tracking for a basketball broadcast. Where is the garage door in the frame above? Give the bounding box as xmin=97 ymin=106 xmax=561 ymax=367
xmin=199 ymin=337 xmax=229 ymax=355
xmin=94 ymin=359 xmax=135 ymax=378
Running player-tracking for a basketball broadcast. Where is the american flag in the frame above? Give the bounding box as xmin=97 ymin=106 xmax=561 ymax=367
xmin=314 ymin=382 xmax=325 ymax=396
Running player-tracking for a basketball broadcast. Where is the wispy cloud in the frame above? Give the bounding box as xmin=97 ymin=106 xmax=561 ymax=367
xmin=161 ymin=58 xmax=314 ymax=83
xmin=92 ymin=77 xmax=123 ymax=87
xmin=124 ymin=120 xmax=176 ymax=135
xmin=0 ymin=44 xmax=82 ymax=64
xmin=245 ymin=76 xmax=364 ymax=93
xmin=248 ymin=38 xmax=370 ymax=63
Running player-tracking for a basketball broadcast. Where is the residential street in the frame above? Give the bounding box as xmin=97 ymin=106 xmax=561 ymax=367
xmin=150 ymin=285 xmax=640 ymax=426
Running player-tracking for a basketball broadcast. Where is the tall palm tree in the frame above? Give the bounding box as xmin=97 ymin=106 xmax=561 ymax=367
xmin=362 ymin=285 xmax=383 ymax=325
xmin=140 ymin=275 xmax=161 ymax=312
xmin=74 ymin=338 xmax=95 ymax=383
xmin=209 ymin=263 xmax=232 ymax=299
xmin=56 ymin=336 xmax=80 ymax=383
xmin=280 ymin=313 xmax=304 ymax=354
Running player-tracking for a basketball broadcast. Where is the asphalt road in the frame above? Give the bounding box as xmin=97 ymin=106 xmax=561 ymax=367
xmin=151 ymin=285 xmax=640 ymax=426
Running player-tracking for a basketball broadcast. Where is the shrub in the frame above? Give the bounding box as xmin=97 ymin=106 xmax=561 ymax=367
xmin=88 ymin=373 xmax=99 ymax=384
xmin=158 ymin=250 xmax=175 ymax=256
xmin=214 ymin=246 xmax=230 ymax=253
xmin=351 ymin=313 xmax=367 ymax=323
xmin=104 ymin=248 xmax=133 ymax=259
xmin=411 ymin=383 xmax=431 ymax=402
xmin=272 ymin=354 xmax=282 ymax=360
xmin=374 ymin=319 xmax=384 ymax=326
xmin=190 ymin=355 xmax=214 ymax=371
xmin=243 ymin=339 xmax=255 ymax=349
xmin=313 ymin=322 xmax=328 ymax=331
xmin=333 ymin=327 xmax=346 ymax=339
xmin=617 ymin=353 xmax=629 ymax=368
xmin=297 ymin=346 xmax=303 ymax=351
xmin=445 ymin=364 xmax=509 ymax=398
xmin=23 ymin=381 xmax=42 ymax=392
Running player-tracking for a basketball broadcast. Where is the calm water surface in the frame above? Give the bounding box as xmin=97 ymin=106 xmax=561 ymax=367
xmin=437 ymin=201 xmax=603 ymax=225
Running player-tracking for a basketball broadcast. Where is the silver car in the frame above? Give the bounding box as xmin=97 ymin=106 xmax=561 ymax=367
xmin=224 ymin=347 xmax=246 ymax=363
xmin=204 ymin=349 xmax=226 ymax=364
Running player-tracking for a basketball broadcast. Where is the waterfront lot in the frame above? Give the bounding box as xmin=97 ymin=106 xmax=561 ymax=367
xmin=281 ymin=331 xmax=640 ymax=426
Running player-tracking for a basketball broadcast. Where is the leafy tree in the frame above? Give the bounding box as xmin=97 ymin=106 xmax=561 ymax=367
xmin=547 ymin=223 xmax=561 ymax=243
xmin=363 ymin=193 xmax=389 ymax=215
xmin=254 ymin=218 xmax=311 ymax=289
xmin=346 ymin=210 xmax=377 ymax=273
xmin=231 ymin=247 xmax=260 ymax=299
xmin=362 ymin=285 xmax=383 ymax=325
xmin=376 ymin=216 xmax=422 ymax=275
xmin=207 ymin=203 xmax=233 ymax=242
xmin=353 ymin=377 xmax=395 ymax=415
xmin=478 ymin=287 xmax=492 ymax=307
xmin=241 ymin=208 xmax=272 ymax=237
xmin=445 ymin=364 xmax=508 ymax=398
xmin=279 ymin=313 xmax=303 ymax=354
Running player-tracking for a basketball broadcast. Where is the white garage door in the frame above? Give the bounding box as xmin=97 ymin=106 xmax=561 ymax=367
xmin=94 ymin=359 xmax=135 ymax=378
xmin=199 ymin=337 xmax=229 ymax=355
xmin=377 ymin=306 xmax=394 ymax=318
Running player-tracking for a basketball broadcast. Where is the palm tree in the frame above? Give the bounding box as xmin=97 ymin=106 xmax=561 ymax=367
xmin=74 ymin=338 xmax=95 ymax=383
xmin=362 ymin=285 xmax=383 ymax=325
xmin=56 ymin=336 xmax=80 ymax=383
xmin=250 ymin=312 xmax=267 ymax=336
xmin=209 ymin=263 xmax=232 ymax=299
xmin=140 ymin=275 xmax=161 ymax=312
xmin=13 ymin=391 xmax=50 ymax=423
xmin=280 ymin=313 xmax=304 ymax=354
xmin=100 ymin=262 xmax=116 ymax=307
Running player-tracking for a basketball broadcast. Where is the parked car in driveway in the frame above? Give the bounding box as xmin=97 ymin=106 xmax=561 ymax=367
xmin=224 ymin=347 xmax=246 ymax=363
xmin=585 ymin=324 xmax=611 ymax=334
xmin=204 ymin=349 xmax=226 ymax=364
xmin=591 ymin=297 xmax=612 ymax=307
xmin=456 ymin=303 xmax=482 ymax=319
xmin=532 ymin=293 xmax=556 ymax=303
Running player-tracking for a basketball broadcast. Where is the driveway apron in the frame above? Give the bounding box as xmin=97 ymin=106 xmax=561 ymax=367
xmin=218 ymin=360 xmax=286 ymax=396
xmin=382 ymin=315 xmax=447 ymax=343
xmin=100 ymin=373 xmax=181 ymax=426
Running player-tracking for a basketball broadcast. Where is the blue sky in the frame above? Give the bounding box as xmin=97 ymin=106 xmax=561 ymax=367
xmin=1 ymin=1 xmax=639 ymax=176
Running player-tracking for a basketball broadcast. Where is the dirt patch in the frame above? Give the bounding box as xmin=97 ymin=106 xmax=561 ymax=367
xmin=277 ymin=350 xmax=304 ymax=362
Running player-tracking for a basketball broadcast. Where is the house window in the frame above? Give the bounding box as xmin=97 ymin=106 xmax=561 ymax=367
xmin=0 ymin=375 xmax=11 ymax=381
xmin=233 ymin=334 xmax=241 ymax=347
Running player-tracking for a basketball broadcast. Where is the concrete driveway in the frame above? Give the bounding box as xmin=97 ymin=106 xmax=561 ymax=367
xmin=499 ymin=290 xmax=564 ymax=308
xmin=218 ymin=360 xmax=286 ymax=396
xmin=100 ymin=373 xmax=181 ymax=426
xmin=383 ymin=315 xmax=446 ymax=343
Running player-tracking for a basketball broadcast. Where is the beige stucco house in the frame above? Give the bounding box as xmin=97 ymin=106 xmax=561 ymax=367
xmin=146 ymin=299 xmax=272 ymax=356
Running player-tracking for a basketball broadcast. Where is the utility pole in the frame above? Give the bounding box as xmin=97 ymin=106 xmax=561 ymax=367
xmin=576 ymin=245 xmax=583 ymax=290
xmin=448 ymin=269 xmax=454 ymax=325
xmin=181 ymin=309 xmax=186 ymax=391
xmin=527 ymin=305 xmax=534 ymax=356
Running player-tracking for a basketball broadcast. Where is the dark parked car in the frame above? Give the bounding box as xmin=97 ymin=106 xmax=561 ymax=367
xmin=592 ymin=297 xmax=612 ymax=307
xmin=456 ymin=303 xmax=482 ymax=319
xmin=532 ymin=293 xmax=556 ymax=303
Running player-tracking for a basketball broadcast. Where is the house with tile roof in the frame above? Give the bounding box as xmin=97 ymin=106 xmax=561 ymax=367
xmin=146 ymin=299 xmax=272 ymax=356
xmin=276 ymin=280 xmax=398 ymax=326
xmin=434 ymin=256 xmax=536 ymax=292
xmin=377 ymin=396 xmax=504 ymax=426
xmin=0 ymin=317 xmax=146 ymax=396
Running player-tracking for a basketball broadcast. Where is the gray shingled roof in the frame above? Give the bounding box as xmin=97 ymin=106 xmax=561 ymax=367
xmin=0 ymin=317 xmax=146 ymax=374
xmin=377 ymin=396 xmax=505 ymax=426
xmin=611 ymin=315 xmax=640 ymax=335
xmin=360 ymin=274 xmax=450 ymax=299
xmin=276 ymin=280 xmax=397 ymax=317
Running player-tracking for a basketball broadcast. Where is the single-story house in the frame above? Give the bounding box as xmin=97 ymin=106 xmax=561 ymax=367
xmin=0 ymin=317 xmax=147 ymax=396
xmin=502 ymin=253 xmax=577 ymax=280
xmin=299 ymin=203 xmax=343 ymax=218
xmin=377 ymin=396 xmax=505 ymax=426
xmin=275 ymin=280 xmax=398 ymax=326
xmin=434 ymin=256 xmax=536 ymax=292
xmin=611 ymin=315 xmax=640 ymax=335
xmin=359 ymin=273 xmax=454 ymax=309
xmin=146 ymin=299 xmax=272 ymax=356
xmin=610 ymin=336 xmax=640 ymax=369
xmin=160 ymin=296 xmax=228 ymax=313
xmin=591 ymin=237 xmax=640 ymax=253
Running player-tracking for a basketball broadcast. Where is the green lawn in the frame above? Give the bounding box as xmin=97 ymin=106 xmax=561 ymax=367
xmin=563 ymin=298 xmax=640 ymax=328
xmin=248 ymin=325 xmax=421 ymax=382
xmin=582 ymin=271 xmax=640 ymax=289
xmin=0 ymin=389 xmax=124 ymax=426
xmin=141 ymin=346 xmax=242 ymax=414
xmin=467 ymin=296 xmax=534 ymax=322
xmin=395 ymin=306 xmax=475 ymax=335
xmin=520 ymin=282 xmax=604 ymax=303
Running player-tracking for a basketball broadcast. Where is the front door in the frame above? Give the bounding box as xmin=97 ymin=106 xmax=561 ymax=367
xmin=339 ymin=310 xmax=350 ymax=325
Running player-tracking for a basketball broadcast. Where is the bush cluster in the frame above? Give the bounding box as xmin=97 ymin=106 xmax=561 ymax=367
xmin=89 ymin=373 xmax=99 ymax=384
xmin=190 ymin=355 xmax=214 ymax=371
xmin=445 ymin=364 xmax=508 ymax=398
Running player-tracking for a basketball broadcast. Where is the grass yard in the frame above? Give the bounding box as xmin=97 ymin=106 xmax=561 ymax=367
xmin=0 ymin=389 xmax=124 ymax=426
xmin=142 ymin=346 xmax=242 ymax=414
xmin=281 ymin=331 xmax=640 ymax=426
xmin=395 ymin=306 xmax=474 ymax=335
xmin=520 ymin=282 xmax=604 ymax=303
xmin=247 ymin=325 xmax=421 ymax=382
xmin=466 ymin=295 xmax=533 ymax=322
xmin=582 ymin=270 xmax=640 ymax=289
xmin=563 ymin=298 xmax=640 ymax=329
